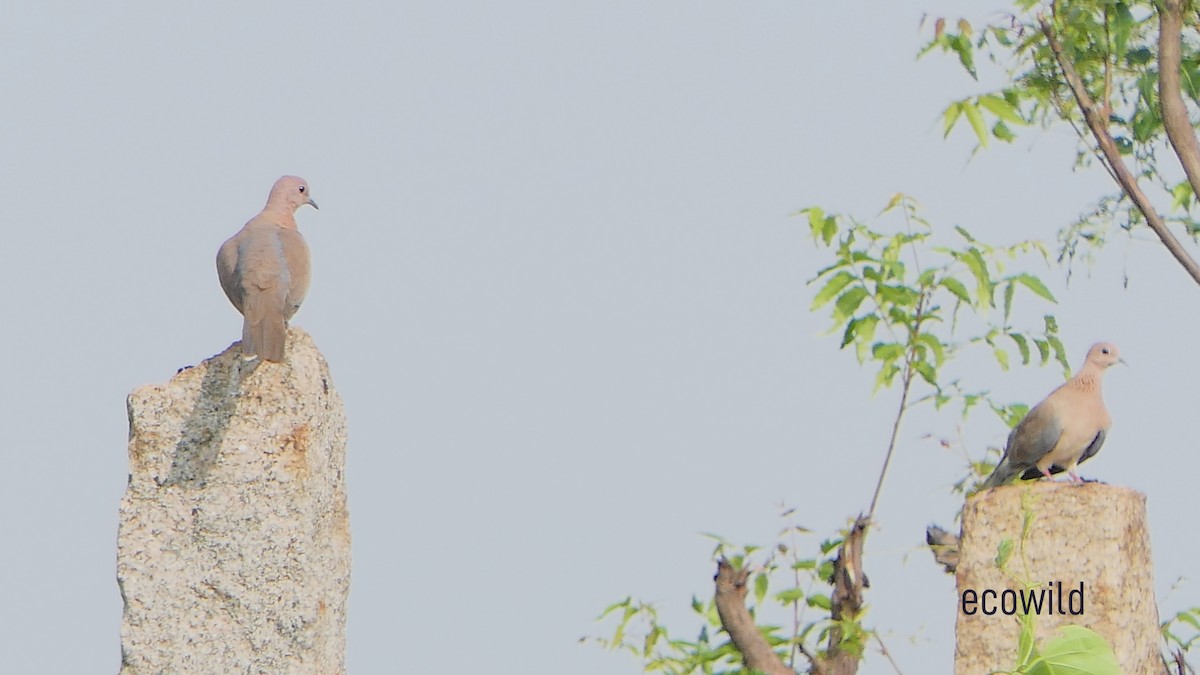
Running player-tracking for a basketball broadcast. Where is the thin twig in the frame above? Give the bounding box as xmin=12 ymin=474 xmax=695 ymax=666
xmin=873 ymin=633 xmax=906 ymax=675
xmin=866 ymin=294 xmax=923 ymax=523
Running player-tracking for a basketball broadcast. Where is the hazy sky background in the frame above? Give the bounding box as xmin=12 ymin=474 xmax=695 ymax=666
xmin=2 ymin=2 xmax=1196 ymax=673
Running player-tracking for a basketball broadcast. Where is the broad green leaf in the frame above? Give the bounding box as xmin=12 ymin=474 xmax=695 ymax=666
xmin=877 ymin=284 xmax=920 ymax=307
xmin=833 ymin=286 xmax=869 ymax=322
xmin=822 ymin=215 xmax=837 ymax=245
xmin=840 ymin=316 xmax=862 ymax=349
xmin=943 ymin=101 xmax=964 ymax=138
xmin=962 ymin=101 xmax=989 ymax=147
xmin=915 ymin=332 xmax=946 ymax=366
xmin=992 ymin=120 xmax=1015 ymax=142
xmin=1025 ymin=625 xmax=1120 ymax=675
xmin=994 ymin=346 xmax=1010 ymax=371
xmin=960 ymin=247 xmax=993 ymax=307
xmin=1111 ymin=2 xmax=1134 ymax=58
xmin=914 ymin=360 xmax=937 ymax=385
xmin=807 ymin=594 xmax=832 ymax=610
xmin=805 ymin=207 xmax=826 ymax=241
xmin=1171 ymin=181 xmax=1194 ymax=213
xmin=949 ymin=33 xmax=977 ymax=79
xmin=1033 ymin=338 xmax=1050 ymax=364
xmin=941 ymin=277 xmax=972 ymax=304
xmin=1015 ymin=273 xmax=1056 ymax=302
xmin=775 ymin=588 xmax=805 ymax=604
xmin=1009 ymin=332 xmax=1031 ymax=364
xmin=995 ymin=538 xmax=1014 ymax=568
xmin=872 ymin=342 xmax=905 ymax=361
xmin=978 ymin=93 xmax=1024 ymax=124
xmin=811 ymin=271 xmax=856 ymax=310
xmin=753 ymin=573 xmax=768 ymax=606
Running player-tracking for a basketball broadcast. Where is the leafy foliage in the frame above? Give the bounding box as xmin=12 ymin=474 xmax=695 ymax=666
xmin=804 ymin=194 xmax=1068 ymax=417
xmin=590 ymin=199 xmax=1072 ymax=672
xmin=921 ymin=0 xmax=1200 ymax=267
xmin=586 ymin=509 xmax=846 ymax=674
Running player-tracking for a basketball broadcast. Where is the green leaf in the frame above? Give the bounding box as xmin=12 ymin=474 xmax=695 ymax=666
xmin=914 ymin=360 xmax=937 ymax=386
xmin=805 ymin=207 xmax=826 ymax=240
xmin=943 ymin=101 xmax=964 ymax=138
xmin=753 ymin=573 xmax=768 ymax=605
xmin=978 ymin=93 xmax=1025 ymax=124
xmin=949 ymin=33 xmax=977 ymax=79
xmin=1111 ymin=2 xmax=1134 ymax=58
xmin=822 ymin=216 xmax=837 ymax=245
xmin=812 ymin=271 xmax=856 ymax=310
xmin=775 ymin=588 xmax=805 ymax=604
xmin=992 ymin=120 xmax=1015 ymax=142
xmin=1003 ymin=281 xmax=1015 ymax=322
xmin=995 ymin=538 xmax=1014 ymax=568
xmin=877 ymin=284 xmax=920 ymax=308
xmin=871 ymin=342 xmax=905 ymax=361
xmin=994 ymin=346 xmax=1010 ymax=371
xmin=941 ymin=276 xmax=972 ymax=304
xmin=1033 ymin=338 xmax=1050 ymax=364
xmin=1171 ymin=180 xmax=1194 ymax=213
xmin=833 ymin=286 xmax=869 ymax=322
xmin=1025 ymin=625 xmax=1121 ymax=675
xmin=1009 ymin=333 xmax=1030 ymax=364
xmin=963 ymin=101 xmax=989 ymax=147
xmin=807 ymin=594 xmax=832 ymax=610
xmin=915 ymin=332 xmax=946 ymax=366
xmin=960 ymin=248 xmax=993 ymax=307
xmin=1015 ymin=273 xmax=1056 ymax=302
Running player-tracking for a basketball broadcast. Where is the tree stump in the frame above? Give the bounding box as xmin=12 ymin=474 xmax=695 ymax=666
xmin=954 ymin=482 xmax=1159 ymax=674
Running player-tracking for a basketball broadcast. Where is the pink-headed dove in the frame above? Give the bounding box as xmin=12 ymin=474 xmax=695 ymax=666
xmin=216 ymin=176 xmax=318 ymax=362
xmin=981 ymin=342 xmax=1122 ymax=489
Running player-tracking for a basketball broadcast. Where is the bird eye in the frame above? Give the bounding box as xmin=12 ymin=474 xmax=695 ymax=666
xmin=299 ymin=185 xmax=306 ymax=193
xmin=1101 ymin=348 xmax=1110 ymax=354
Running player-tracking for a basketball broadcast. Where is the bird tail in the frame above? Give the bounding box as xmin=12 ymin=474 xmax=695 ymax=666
xmin=980 ymin=459 xmax=1015 ymax=490
xmin=241 ymin=290 xmax=288 ymax=362
xmin=251 ymin=317 xmax=287 ymax=362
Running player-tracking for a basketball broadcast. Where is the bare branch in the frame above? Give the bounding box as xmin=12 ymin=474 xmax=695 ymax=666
xmin=1039 ymin=17 xmax=1200 ymax=286
xmin=820 ymin=515 xmax=869 ymax=675
xmin=1160 ymin=3 xmax=1200 ymax=202
xmin=713 ymin=559 xmax=797 ymax=675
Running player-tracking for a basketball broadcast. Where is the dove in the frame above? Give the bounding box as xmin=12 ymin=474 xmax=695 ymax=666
xmin=216 ymin=176 xmax=318 ymax=362
xmin=981 ymin=342 xmax=1122 ymax=489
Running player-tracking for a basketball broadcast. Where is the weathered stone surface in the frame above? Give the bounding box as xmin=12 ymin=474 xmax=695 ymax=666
xmin=117 ymin=329 xmax=350 ymax=674
xmin=955 ymin=482 xmax=1158 ymax=675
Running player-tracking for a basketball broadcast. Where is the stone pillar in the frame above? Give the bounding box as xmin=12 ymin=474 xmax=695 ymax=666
xmin=117 ymin=329 xmax=350 ymax=674
xmin=954 ymin=482 xmax=1158 ymax=674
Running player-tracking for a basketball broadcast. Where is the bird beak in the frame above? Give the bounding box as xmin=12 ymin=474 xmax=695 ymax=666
xmin=1118 ymin=357 xmax=1128 ymax=366
xmin=308 ymin=198 xmax=319 ymax=210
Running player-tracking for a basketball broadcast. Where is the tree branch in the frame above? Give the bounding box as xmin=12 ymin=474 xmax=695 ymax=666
xmin=1039 ymin=17 xmax=1200 ymax=286
xmin=822 ymin=515 xmax=869 ymax=675
xmin=713 ymin=559 xmax=797 ymax=675
xmin=1160 ymin=3 xmax=1200 ymax=203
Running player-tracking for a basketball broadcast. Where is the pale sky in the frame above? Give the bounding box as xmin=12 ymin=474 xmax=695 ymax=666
xmin=2 ymin=2 xmax=1197 ymax=673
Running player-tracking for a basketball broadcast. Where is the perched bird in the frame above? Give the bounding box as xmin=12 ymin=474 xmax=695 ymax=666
xmin=216 ymin=176 xmax=318 ymax=362
xmin=981 ymin=342 xmax=1123 ymax=489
